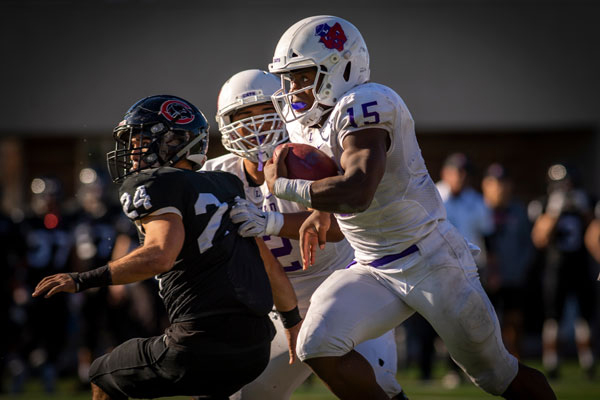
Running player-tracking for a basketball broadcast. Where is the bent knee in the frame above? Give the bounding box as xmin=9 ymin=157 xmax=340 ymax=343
xmin=296 ymin=317 xmax=354 ymax=361
xmin=297 ymin=334 xmax=354 ymax=361
xmin=89 ymin=354 xmax=108 ymax=381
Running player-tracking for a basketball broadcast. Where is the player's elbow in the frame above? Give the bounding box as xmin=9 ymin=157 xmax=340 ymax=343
xmin=145 ymin=245 xmax=178 ymax=274
xmin=155 ymin=259 xmax=176 ymax=274
xmin=338 ymin=171 xmax=378 ymax=212
xmin=344 ymin=188 xmax=375 ymax=213
xmin=336 ymin=195 xmax=373 ymax=214
xmin=150 ymin=258 xmax=174 ymax=274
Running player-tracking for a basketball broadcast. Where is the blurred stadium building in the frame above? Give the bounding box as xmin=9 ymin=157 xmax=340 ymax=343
xmin=1 ymin=0 xmax=599 ymax=208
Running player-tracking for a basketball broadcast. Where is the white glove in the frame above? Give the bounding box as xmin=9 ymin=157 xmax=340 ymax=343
xmin=230 ymin=197 xmax=284 ymax=237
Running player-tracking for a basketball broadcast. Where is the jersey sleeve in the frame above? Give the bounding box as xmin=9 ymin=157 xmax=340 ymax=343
xmin=201 ymin=156 xmax=226 ymax=172
xmin=201 ymin=161 xmax=217 ymax=172
xmin=331 ymin=85 xmax=398 ymax=147
xmin=118 ymin=171 xmax=191 ymax=221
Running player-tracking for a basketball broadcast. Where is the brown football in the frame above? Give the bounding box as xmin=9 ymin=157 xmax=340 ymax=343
xmin=273 ymin=143 xmax=339 ymax=181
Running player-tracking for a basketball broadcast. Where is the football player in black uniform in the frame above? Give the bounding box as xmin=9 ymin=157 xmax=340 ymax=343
xmin=530 ymin=164 xmax=596 ymax=379
xmin=18 ymin=176 xmax=74 ymax=393
xmin=33 ymin=95 xmax=298 ymax=400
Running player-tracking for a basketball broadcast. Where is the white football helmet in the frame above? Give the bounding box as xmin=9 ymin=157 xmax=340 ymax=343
xmin=269 ymin=15 xmax=370 ymax=126
xmin=216 ymin=69 xmax=287 ymax=166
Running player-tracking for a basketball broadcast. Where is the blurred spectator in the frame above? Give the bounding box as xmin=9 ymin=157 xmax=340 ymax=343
xmin=481 ymin=163 xmax=535 ymax=359
xmin=0 ymin=185 xmax=23 ymax=394
xmin=436 ymin=152 xmax=493 ymax=273
xmin=1 ymin=169 xmax=169 ymax=393
xmin=12 ymin=176 xmax=76 ymax=393
xmin=529 ymin=163 xmax=596 ymax=379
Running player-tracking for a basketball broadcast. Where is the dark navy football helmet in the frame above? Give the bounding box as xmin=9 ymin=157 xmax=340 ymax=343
xmin=107 ymin=95 xmax=209 ymax=183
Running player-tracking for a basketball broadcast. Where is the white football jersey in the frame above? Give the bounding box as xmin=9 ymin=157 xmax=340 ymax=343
xmin=287 ymin=82 xmax=447 ymax=264
xmin=202 ymin=154 xmax=354 ymax=280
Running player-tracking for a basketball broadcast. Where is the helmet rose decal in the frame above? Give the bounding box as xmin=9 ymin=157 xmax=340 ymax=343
xmin=315 ymin=22 xmax=347 ymax=52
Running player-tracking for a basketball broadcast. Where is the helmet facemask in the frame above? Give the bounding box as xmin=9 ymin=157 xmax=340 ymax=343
xmin=107 ymin=122 xmax=208 ymax=183
xmin=271 ymin=65 xmax=334 ymax=127
xmin=107 ymin=124 xmax=156 ymax=183
xmin=216 ymin=69 xmax=289 ymax=169
xmin=220 ymin=111 xmax=286 ymax=168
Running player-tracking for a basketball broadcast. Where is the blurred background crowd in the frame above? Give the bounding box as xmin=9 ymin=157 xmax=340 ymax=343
xmin=403 ymin=154 xmax=600 ymax=388
xmin=0 ymin=167 xmax=169 ymax=393
xmin=1 ymin=0 xmax=599 ymax=395
xmin=1 ymin=152 xmax=598 ymax=394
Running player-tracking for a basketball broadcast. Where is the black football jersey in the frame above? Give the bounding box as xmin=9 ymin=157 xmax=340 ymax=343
xmin=118 ymin=167 xmax=273 ymax=323
xmin=19 ymin=211 xmax=77 ymax=285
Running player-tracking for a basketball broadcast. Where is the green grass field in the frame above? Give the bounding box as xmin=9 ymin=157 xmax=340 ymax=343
xmin=1 ymin=360 xmax=597 ymax=399
xmin=291 ymin=360 xmax=600 ymax=400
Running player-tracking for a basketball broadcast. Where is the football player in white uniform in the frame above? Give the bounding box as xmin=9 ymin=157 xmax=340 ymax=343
xmin=264 ymin=16 xmax=557 ymax=400
xmin=203 ymin=69 xmax=406 ymax=399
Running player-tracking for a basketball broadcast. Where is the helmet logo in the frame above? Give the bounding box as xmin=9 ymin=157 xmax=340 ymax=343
xmin=240 ymin=90 xmax=258 ymax=99
xmin=315 ymin=22 xmax=347 ymax=51
xmin=160 ymin=100 xmax=195 ymax=124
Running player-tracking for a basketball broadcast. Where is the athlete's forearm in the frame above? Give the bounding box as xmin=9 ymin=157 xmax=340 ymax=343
xmin=267 ymin=264 xmax=297 ymax=312
xmin=279 ymin=211 xmax=344 ymax=242
xmin=305 ymin=132 xmax=386 ymax=213
xmin=109 ymin=243 xmax=174 ymax=285
xmin=278 ymin=212 xmax=312 ymax=239
xmin=255 ymin=238 xmax=297 ymax=312
xmin=310 ymin=173 xmax=373 ymax=213
xmin=107 ymin=213 xmax=183 ymax=285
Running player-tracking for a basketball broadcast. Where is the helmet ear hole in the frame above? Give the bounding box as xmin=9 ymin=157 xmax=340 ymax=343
xmin=343 ymin=61 xmax=352 ymax=82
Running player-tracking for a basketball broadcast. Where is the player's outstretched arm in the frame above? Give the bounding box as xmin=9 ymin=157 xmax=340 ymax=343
xmin=255 ymin=237 xmax=301 ymax=364
xmin=108 ymin=213 xmax=184 ymax=284
xmin=33 ymin=213 xmax=184 ymax=299
xmin=230 ymin=196 xmax=344 ymax=241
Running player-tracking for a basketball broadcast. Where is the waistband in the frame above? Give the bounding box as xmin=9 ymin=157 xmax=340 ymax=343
xmin=345 ymin=244 xmax=419 ymax=269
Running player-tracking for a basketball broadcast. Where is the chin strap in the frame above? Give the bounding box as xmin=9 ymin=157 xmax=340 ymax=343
xmin=300 ymin=104 xmax=333 ymax=127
